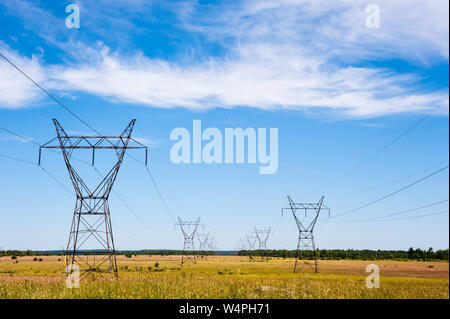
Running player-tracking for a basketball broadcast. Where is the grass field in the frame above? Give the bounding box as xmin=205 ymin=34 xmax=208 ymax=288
xmin=0 ymin=255 xmax=448 ymax=299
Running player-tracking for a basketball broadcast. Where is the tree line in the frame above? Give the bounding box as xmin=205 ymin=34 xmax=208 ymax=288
xmin=0 ymin=249 xmax=216 ymax=257
xmin=238 ymin=248 xmax=449 ymax=261
xmin=1 ymin=247 xmax=448 ymax=261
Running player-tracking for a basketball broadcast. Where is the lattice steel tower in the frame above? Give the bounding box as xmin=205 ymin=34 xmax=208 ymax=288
xmin=254 ymin=227 xmax=271 ymax=250
xmin=282 ymin=195 xmax=329 ymax=273
xmin=197 ymin=231 xmax=210 ymax=252
xmin=39 ymin=119 xmax=147 ymax=279
xmin=175 ymin=217 xmax=202 ymax=264
xmin=245 ymin=234 xmax=257 ymax=250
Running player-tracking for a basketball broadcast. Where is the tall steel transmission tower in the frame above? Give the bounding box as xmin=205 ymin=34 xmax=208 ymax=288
xmin=254 ymin=227 xmax=271 ymax=250
xmin=175 ymin=217 xmax=202 ymax=264
xmin=39 ymin=119 xmax=147 ymax=279
xmin=282 ymin=195 xmax=329 ymax=273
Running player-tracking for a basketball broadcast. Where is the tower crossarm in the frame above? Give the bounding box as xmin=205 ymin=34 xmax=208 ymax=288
xmin=282 ymin=196 xmax=330 ymax=232
xmin=39 ymin=119 xmax=147 ymax=166
xmin=175 ymin=217 xmax=202 ymax=239
xmin=39 ymin=119 xmax=148 ymax=199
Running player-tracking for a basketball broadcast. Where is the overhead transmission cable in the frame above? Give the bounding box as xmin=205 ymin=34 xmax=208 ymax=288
xmin=0 ymin=151 xmax=71 ymax=196
xmin=4 ymin=8 xmax=447 ymax=231
xmin=330 ymin=199 xmax=449 ymax=223
xmin=366 ymin=210 xmax=448 ymax=222
xmin=0 ymin=151 xmax=146 ymax=237
xmin=0 ymin=153 xmax=37 ymax=166
xmin=145 ymin=167 xmax=176 ymax=223
xmin=335 ymin=111 xmax=441 ymax=183
xmin=1 ymin=49 xmax=173 ymax=225
xmin=1 ymin=125 xmax=91 ymax=166
xmin=35 ymin=0 xmax=136 ymax=121
xmin=92 ymin=167 xmax=162 ymax=236
xmin=329 ymin=164 xmax=449 ymax=220
xmin=0 ymin=52 xmax=101 ymax=136
xmin=1 ymin=49 xmax=176 ymax=225
xmin=1 ymin=150 xmax=147 ymax=239
xmin=0 ymin=125 xmax=149 ymax=237
xmin=33 ymin=4 xmax=176 ymax=224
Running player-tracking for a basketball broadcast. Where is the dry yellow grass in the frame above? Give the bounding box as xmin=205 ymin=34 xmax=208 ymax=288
xmin=0 ymin=255 xmax=448 ymax=299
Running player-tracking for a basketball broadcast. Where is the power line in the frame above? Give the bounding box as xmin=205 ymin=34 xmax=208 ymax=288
xmin=1 ymin=35 xmax=175 ymax=240
xmin=388 ymin=160 xmax=449 ymax=186
xmin=1 ymin=145 xmax=144 ymax=241
xmin=1 ymin=47 xmax=158 ymax=233
xmin=367 ymin=210 xmax=448 ymax=222
xmin=35 ymin=0 xmax=136 ymax=121
xmin=0 ymin=151 xmax=71 ymax=196
xmin=0 ymin=126 xmax=146 ymax=238
xmin=145 ymin=167 xmax=176 ymax=223
xmin=28 ymin=7 xmax=176 ymax=226
xmin=40 ymin=166 xmax=74 ymax=196
xmin=330 ymin=199 xmax=448 ymax=223
xmin=0 ymin=51 xmax=101 ymax=135
xmin=111 ymin=222 xmax=142 ymax=239
xmin=92 ymin=167 xmax=162 ymax=237
xmin=112 ymin=188 xmax=163 ymax=237
xmin=1 ymin=124 xmax=91 ymax=166
xmin=33 ymin=3 xmax=150 ymax=166
xmin=335 ymin=112 xmax=437 ymax=182
xmin=0 ymin=126 xmax=40 ymax=146
xmin=35 ymin=0 xmax=83 ymax=59
xmin=94 ymin=147 xmax=176 ymax=225
xmin=271 ymin=215 xmax=283 ymax=234
xmin=330 ymin=165 xmax=449 ymax=219
xmin=0 ymin=153 xmax=37 ymax=166
xmin=1 ymin=124 xmax=161 ymax=240
xmin=2 ymin=32 xmax=176 ymax=228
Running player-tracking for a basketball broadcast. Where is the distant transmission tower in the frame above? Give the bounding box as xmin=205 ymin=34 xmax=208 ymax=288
xmin=282 ymin=195 xmax=329 ymax=273
xmin=245 ymin=234 xmax=257 ymax=251
xmin=175 ymin=217 xmax=202 ymax=264
xmin=254 ymin=227 xmax=271 ymax=250
xmin=207 ymin=235 xmax=217 ymax=252
xmin=239 ymin=238 xmax=248 ymax=251
xmin=197 ymin=231 xmax=210 ymax=253
xmin=39 ymin=119 xmax=147 ymax=279
xmin=254 ymin=227 xmax=271 ymax=260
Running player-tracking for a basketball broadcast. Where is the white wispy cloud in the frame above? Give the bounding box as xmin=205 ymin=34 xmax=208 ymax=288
xmin=0 ymin=43 xmax=45 ymax=108
xmin=0 ymin=0 xmax=448 ymax=118
xmin=175 ymin=0 xmax=448 ymax=63
xmin=45 ymin=43 xmax=448 ymax=117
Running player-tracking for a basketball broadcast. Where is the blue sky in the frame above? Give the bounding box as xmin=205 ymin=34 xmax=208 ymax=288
xmin=0 ymin=0 xmax=448 ymax=251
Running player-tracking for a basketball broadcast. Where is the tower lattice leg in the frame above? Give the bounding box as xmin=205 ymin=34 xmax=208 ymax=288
xmin=182 ymin=238 xmax=196 ymax=264
xmin=64 ymin=198 xmax=118 ymax=279
xmin=311 ymin=232 xmax=318 ymax=273
xmin=294 ymin=231 xmax=319 ymax=273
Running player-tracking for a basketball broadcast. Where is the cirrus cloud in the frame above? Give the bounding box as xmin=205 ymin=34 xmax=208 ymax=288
xmin=0 ymin=0 xmax=448 ymax=118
